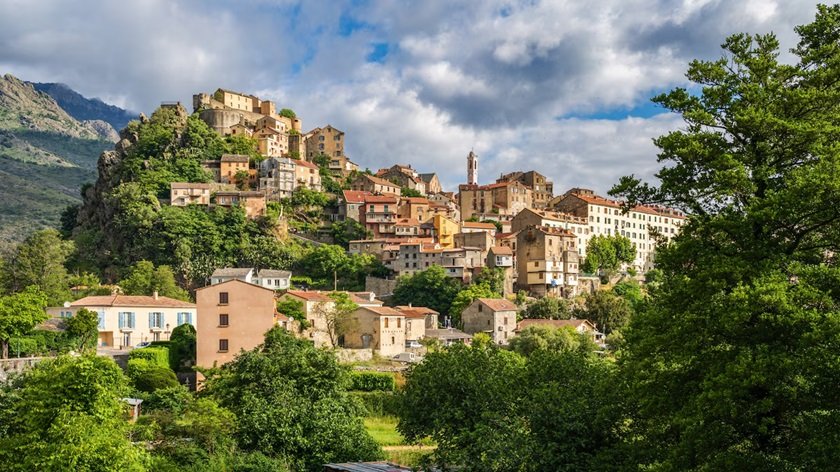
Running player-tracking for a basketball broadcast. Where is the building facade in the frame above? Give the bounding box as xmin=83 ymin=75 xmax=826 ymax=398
xmin=170 ymin=182 xmax=211 ymax=206
xmin=515 ymin=225 xmax=580 ymax=297
xmin=461 ymin=298 xmax=519 ymax=345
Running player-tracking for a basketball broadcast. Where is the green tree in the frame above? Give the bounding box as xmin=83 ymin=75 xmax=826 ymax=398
xmin=0 ymin=286 xmax=48 ymax=358
xmin=276 ymin=297 xmax=308 ymax=331
xmin=473 ymin=267 xmax=506 ymax=295
xmin=521 ymin=296 xmax=572 ymax=320
xmin=118 ymin=260 xmax=189 ymax=300
xmin=391 ymin=265 xmax=462 ymax=319
xmin=508 ymin=325 xmax=598 ymax=357
xmin=581 ymin=234 xmax=635 ymax=275
xmin=279 ymin=108 xmax=296 ymax=119
xmin=63 ymin=307 xmax=99 ymax=353
xmin=0 ymin=355 xmax=145 ymax=470
xmin=577 ymin=289 xmax=632 ymax=335
xmin=331 ymin=219 xmax=370 ymax=248
xmin=610 ymin=7 xmax=840 ymax=469
xmin=234 ymin=169 xmax=250 ymax=190
xmin=168 ymin=323 xmax=196 ymax=372
xmin=203 ymin=327 xmax=382 ymax=470
xmin=314 ymin=292 xmax=359 ymax=348
xmin=400 ymin=187 xmax=422 ymax=197
xmin=3 ymin=229 xmax=73 ymax=304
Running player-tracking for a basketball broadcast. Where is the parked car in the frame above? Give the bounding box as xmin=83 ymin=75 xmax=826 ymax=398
xmin=393 ymin=352 xmax=421 ymax=363
xmin=405 ymin=340 xmax=422 ymax=349
xmin=135 ymin=342 xmax=151 ymax=349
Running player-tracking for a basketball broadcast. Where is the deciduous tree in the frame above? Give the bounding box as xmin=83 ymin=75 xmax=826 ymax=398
xmin=0 ymin=286 xmax=48 ymax=358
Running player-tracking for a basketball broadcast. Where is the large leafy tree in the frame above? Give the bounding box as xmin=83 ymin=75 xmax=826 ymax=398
xmin=2 ymin=229 xmax=73 ymax=304
xmin=449 ymin=282 xmax=499 ymax=327
xmin=0 ymin=286 xmax=48 ymax=358
xmin=581 ymin=234 xmax=635 ymax=275
xmin=118 ymin=260 xmax=189 ymax=300
xmin=203 ymin=327 xmax=381 ymax=471
xmin=0 ymin=355 xmax=145 ymax=470
xmin=521 ymin=296 xmax=573 ymax=320
xmin=391 ymin=265 xmax=462 ymax=318
xmin=63 ymin=307 xmax=99 ymax=353
xmin=611 ymin=6 xmax=840 ymax=469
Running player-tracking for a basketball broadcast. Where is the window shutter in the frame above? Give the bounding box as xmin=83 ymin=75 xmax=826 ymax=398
xmin=149 ymin=313 xmax=154 ymax=329
xmin=98 ymin=310 xmax=105 ymax=329
xmin=118 ymin=312 xmax=125 ymax=329
xmin=161 ymin=313 xmax=166 ymax=328
xmin=177 ymin=312 xmax=183 ymax=326
xmin=129 ymin=313 xmax=136 ymax=328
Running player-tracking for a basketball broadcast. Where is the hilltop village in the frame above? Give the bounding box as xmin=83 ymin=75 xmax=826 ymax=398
xmin=36 ymin=87 xmax=685 ymax=369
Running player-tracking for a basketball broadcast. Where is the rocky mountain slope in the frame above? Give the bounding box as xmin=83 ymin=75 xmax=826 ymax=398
xmin=33 ymin=81 xmax=136 ymax=132
xmin=0 ymin=74 xmax=125 ymax=247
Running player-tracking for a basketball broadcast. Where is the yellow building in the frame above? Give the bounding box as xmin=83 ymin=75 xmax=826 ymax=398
xmin=432 ymin=214 xmax=460 ymax=249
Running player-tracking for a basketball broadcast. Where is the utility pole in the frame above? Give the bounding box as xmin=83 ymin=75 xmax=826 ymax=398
xmin=334 ymin=270 xmax=338 ymax=291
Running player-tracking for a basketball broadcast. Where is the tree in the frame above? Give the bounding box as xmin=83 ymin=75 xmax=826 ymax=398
xmin=63 ymin=307 xmax=99 ymax=353
xmin=314 ymin=292 xmax=358 ymax=348
xmin=521 ymin=296 xmax=573 ymax=320
xmin=449 ymin=282 xmax=500 ymax=326
xmin=168 ymin=323 xmax=196 ymax=372
xmin=234 ymin=169 xmax=250 ymax=190
xmin=577 ymin=290 xmax=632 ymax=335
xmin=118 ymin=260 xmax=189 ymax=300
xmin=508 ymin=325 xmax=598 ymax=357
xmin=276 ymin=297 xmax=308 ymax=331
xmin=400 ymin=187 xmax=422 ymax=197
xmin=473 ymin=267 xmax=506 ymax=295
xmin=610 ymin=7 xmax=840 ymax=469
xmin=391 ymin=265 xmax=462 ymax=319
xmin=0 ymin=355 xmax=145 ymax=470
xmin=581 ymin=235 xmax=634 ymax=275
xmin=279 ymin=108 xmax=296 ymax=119
xmin=330 ymin=219 xmax=370 ymax=248
xmin=0 ymin=286 xmax=48 ymax=358
xmin=3 ymin=229 xmax=73 ymax=304
xmin=203 ymin=327 xmax=381 ymax=470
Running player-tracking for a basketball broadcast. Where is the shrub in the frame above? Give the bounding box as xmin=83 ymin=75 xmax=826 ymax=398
xmin=351 ymin=391 xmax=400 ymax=416
xmin=350 ymin=371 xmax=396 ymax=392
xmin=127 ymin=358 xmax=180 ymax=392
xmin=129 ymin=346 xmax=170 ymax=369
xmin=8 ymin=337 xmax=40 ymax=357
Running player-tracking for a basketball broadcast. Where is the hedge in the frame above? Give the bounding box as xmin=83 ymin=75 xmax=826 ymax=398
xmin=350 ymin=391 xmax=400 ymax=416
xmin=127 ymin=358 xmax=180 ymax=392
xmin=128 ymin=346 xmax=170 ymax=369
xmin=8 ymin=337 xmax=40 ymax=357
xmin=350 ymin=371 xmax=396 ymax=392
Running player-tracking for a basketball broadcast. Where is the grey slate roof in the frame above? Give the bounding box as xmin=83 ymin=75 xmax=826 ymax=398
xmin=256 ymin=269 xmax=291 ymax=278
xmin=211 ymin=268 xmax=253 ymax=278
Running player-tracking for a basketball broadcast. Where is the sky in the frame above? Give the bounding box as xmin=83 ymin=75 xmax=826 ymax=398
xmin=0 ymin=0 xmax=825 ymax=193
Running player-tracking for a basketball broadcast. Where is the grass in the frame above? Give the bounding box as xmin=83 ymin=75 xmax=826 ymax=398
xmin=364 ymin=416 xmax=405 ymax=447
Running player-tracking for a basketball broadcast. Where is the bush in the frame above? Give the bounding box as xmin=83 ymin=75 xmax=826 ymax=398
xmin=127 ymin=358 xmax=180 ymax=392
xmin=350 ymin=371 xmax=396 ymax=392
xmin=129 ymin=346 xmax=170 ymax=368
xmin=351 ymin=391 xmax=400 ymax=416
xmin=8 ymin=337 xmax=40 ymax=357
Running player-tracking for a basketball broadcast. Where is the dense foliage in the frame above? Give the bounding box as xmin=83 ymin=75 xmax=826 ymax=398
xmin=581 ymin=234 xmax=635 ymax=275
xmin=609 ymin=6 xmax=840 ymax=469
xmin=202 ymin=328 xmax=382 ymax=470
xmin=391 ymin=265 xmax=462 ymax=318
xmin=349 ymin=371 xmax=396 ymax=392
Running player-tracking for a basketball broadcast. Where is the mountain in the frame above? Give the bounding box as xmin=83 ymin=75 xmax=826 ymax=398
xmin=32 ymin=82 xmax=136 ymax=132
xmin=0 ymin=74 xmax=118 ymax=247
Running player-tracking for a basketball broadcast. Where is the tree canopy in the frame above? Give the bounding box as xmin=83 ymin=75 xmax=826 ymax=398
xmin=391 ymin=265 xmax=462 ymax=318
xmin=610 ymin=6 xmax=840 ymax=469
xmin=0 ymin=286 xmax=48 ymax=358
xmin=581 ymin=234 xmax=635 ymax=275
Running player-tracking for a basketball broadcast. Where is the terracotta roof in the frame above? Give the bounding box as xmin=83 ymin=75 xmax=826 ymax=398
xmin=296 ymin=160 xmax=319 ymax=170
xmin=171 ymin=182 xmax=211 ymax=189
xmin=567 ymin=192 xmax=685 ymax=219
xmin=395 ymin=217 xmax=421 ymax=227
xmin=284 ymin=290 xmax=333 ymax=302
xmin=396 ymin=306 xmax=440 ymax=318
xmin=70 ymin=295 xmax=195 ymax=308
xmin=496 ymin=231 xmax=519 ymax=240
xmin=220 ymin=154 xmax=250 ymax=163
xmin=477 ymin=298 xmax=518 ymax=312
xmin=489 ymin=246 xmax=513 ymax=255
xmin=342 ymin=190 xmax=371 ymax=203
xmin=516 ymin=318 xmax=596 ymax=331
xmin=362 ymin=305 xmax=403 ymax=316
xmin=462 ymin=221 xmax=497 ymax=230
xmin=364 ymin=195 xmax=399 ymax=204
xmin=401 ymin=197 xmax=430 ymax=204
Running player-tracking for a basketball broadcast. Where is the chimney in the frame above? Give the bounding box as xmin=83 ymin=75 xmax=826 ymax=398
xmin=409 ymin=302 xmax=412 ymax=308
xmin=153 ymin=291 xmax=159 ymax=300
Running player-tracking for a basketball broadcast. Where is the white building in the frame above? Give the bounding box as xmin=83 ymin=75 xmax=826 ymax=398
xmin=48 ymin=294 xmax=196 ymax=349
xmin=210 ymin=267 xmax=292 ymax=290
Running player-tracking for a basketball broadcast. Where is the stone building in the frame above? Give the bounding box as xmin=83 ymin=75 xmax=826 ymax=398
xmin=511 ymin=208 xmax=590 ymax=257
xmin=350 ymin=173 xmax=402 ymax=196
xmin=214 ymin=191 xmax=267 ymax=218
xmin=497 ymin=171 xmax=554 ymax=209
xmin=294 ymin=159 xmax=322 ymax=191
xmin=304 ymin=125 xmax=345 ymax=161
xmin=461 ymin=298 xmax=519 ymax=345
xmin=516 ymin=225 xmax=580 ymax=297
xmin=458 ymin=181 xmax=533 ymax=221
xmin=376 ymin=164 xmax=426 ymax=194
xmin=259 ymin=156 xmax=296 ymax=200
xmin=219 ymin=154 xmax=250 ymax=185
xmin=342 ymin=306 xmax=406 ymax=357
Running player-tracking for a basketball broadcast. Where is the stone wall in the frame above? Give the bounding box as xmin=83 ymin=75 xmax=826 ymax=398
xmin=0 ymin=356 xmax=46 ymax=382
xmin=365 ymin=276 xmax=398 ymax=299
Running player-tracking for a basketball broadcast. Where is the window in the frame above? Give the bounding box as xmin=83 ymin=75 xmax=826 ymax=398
xmin=177 ymin=312 xmax=192 ymax=326
xmin=97 ymin=310 xmax=105 ymax=329
xmin=478 ymin=304 xmax=483 ymax=312
xmin=219 ymin=314 xmax=229 ymax=327
xmin=384 ymin=318 xmax=389 ymax=328
xmin=219 ymin=292 xmax=229 ymax=304
xmin=118 ymin=312 xmax=136 ymax=329
xmin=319 ymin=143 xmax=324 ymax=150
xmin=397 ymin=318 xmax=401 ymax=328
xmin=391 ymin=336 xmax=395 ymax=345
xmin=149 ymin=312 xmax=164 ymax=329
xmin=219 ymin=339 xmax=229 ymax=352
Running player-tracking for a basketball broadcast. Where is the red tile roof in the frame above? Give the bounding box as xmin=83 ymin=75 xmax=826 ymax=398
xmin=462 ymin=221 xmax=497 ymax=230
xmin=569 ymin=192 xmax=685 ymax=219
xmin=362 ymin=305 xmax=404 ymax=316
xmin=342 ymin=190 xmax=371 ymax=203
xmin=284 ymin=290 xmax=333 ymax=302
xmin=296 ymin=160 xmax=320 ymax=170
xmin=401 ymin=197 xmax=430 ymax=204
xmin=364 ymin=194 xmax=399 ymax=204
xmin=70 ymin=295 xmax=195 ymax=308
xmin=489 ymin=246 xmax=513 ymax=255
xmin=477 ymin=298 xmax=518 ymax=311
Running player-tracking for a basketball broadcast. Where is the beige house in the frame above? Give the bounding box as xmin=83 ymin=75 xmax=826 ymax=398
xmin=516 ymin=318 xmax=604 ymax=346
xmin=294 ymin=159 xmax=322 ymax=191
xmin=214 ymin=191 xmax=267 ymax=218
xmin=516 ymin=225 xmax=580 ymax=297
xmin=170 ymin=182 xmax=211 ymax=206
xmin=329 ymin=155 xmax=359 ymax=178
xmin=219 ymin=154 xmax=250 ymax=184
xmin=458 ymin=181 xmax=533 ymax=221
xmin=342 ymin=305 xmax=406 ymax=357
xmin=511 ymin=208 xmax=590 ymax=256
xmin=497 ymin=171 xmax=554 ymax=209
xmin=49 ymin=294 xmax=196 ymax=349
xmin=350 ymin=173 xmax=402 ymax=196
xmin=280 ymin=290 xmax=336 ymax=348
xmin=461 ymin=298 xmax=519 ymax=345
xmin=195 ymin=279 xmax=277 ymax=373
xmin=396 ymin=306 xmax=439 ymax=347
